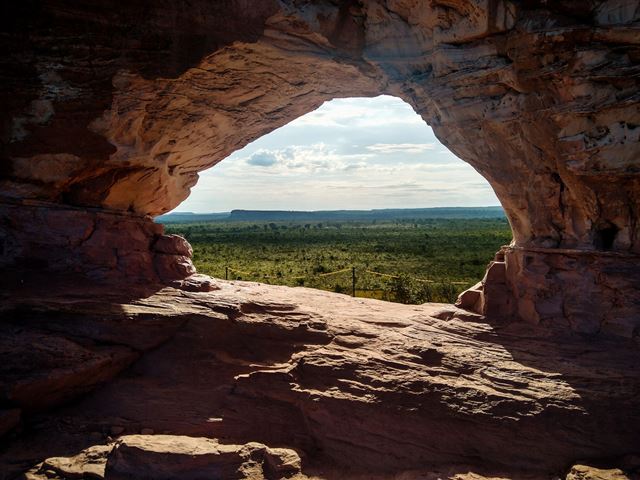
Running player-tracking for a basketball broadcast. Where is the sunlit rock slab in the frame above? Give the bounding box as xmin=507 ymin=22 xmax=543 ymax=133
xmin=1 ymin=278 xmax=638 ymax=478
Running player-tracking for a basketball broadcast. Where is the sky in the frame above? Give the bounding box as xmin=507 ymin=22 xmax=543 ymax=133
xmin=176 ymin=95 xmax=499 ymax=212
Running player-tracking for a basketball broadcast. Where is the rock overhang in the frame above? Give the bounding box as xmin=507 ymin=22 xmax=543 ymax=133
xmin=1 ymin=3 xmax=640 ymax=476
xmin=0 ymin=1 xmax=639 ymax=336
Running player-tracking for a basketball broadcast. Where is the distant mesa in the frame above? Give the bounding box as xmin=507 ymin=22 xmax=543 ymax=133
xmin=156 ymin=207 xmax=506 ymax=223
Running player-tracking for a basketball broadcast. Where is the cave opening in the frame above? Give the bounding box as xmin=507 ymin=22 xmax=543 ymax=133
xmin=594 ymin=222 xmax=619 ymax=251
xmin=158 ymin=96 xmax=512 ymax=304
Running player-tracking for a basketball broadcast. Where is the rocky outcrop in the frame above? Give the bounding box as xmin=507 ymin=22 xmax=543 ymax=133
xmin=1 ymin=2 xmax=639 ymax=479
xmin=105 ymin=435 xmax=302 ymax=480
xmin=23 ymin=436 xmax=304 ymax=480
xmin=28 ymin=444 xmax=112 ymax=480
xmin=1 ymin=0 xmax=639 ymax=335
xmin=1 ymin=279 xmax=639 ymax=479
xmin=566 ymin=465 xmax=633 ymax=480
xmin=20 ymin=435 xmax=638 ymax=480
xmin=0 ymin=202 xmax=195 ymax=284
xmin=457 ymin=246 xmax=640 ymax=337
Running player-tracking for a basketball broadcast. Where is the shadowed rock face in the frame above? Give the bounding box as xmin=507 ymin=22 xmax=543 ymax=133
xmin=3 ymin=1 xmax=639 ymax=243
xmin=1 ymin=281 xmax=639 ymax=479
xmin=2 ymin=1 xmax=639 ymax=336
xmin=1 ymin=3 xmax=639 ymax=472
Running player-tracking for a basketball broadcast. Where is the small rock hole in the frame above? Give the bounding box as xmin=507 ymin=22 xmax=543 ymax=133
xmin=593 ymin=222 xmax=619 ymax=251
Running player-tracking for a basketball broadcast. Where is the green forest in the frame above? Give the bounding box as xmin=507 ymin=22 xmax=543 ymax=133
xmin=164 ymin=217 xmax=512 ymax=304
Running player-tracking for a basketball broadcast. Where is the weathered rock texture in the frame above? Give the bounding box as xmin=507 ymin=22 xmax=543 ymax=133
xmin=22 ymin=435 xmax=304 ymax=480
xmin=1 ymin=2 xmax=640 ymax=478
xmin=20 ymin=436 xmax=639 ymax=480
xmin=0 ymin=201 xmax=196 ymax=283
xmin=1 ymin=1 xmax=639 ymax=335
xmin=1 ymin=280 xmax=639 ymax=479
xmin=105 ymin=435 xmax=303 ymax=480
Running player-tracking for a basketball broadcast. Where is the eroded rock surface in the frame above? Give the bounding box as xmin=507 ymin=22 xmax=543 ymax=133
xmin=1 ymin=1 xmax=639 ymax=334
xmin=105 ymin=435 xmax=302 ymax=480
xmin=23 ymin=436 xmax=304 ymax=480
xmin=566 ymin=465 xmax=632 ymax=480
xmin=1 ymin=279 xmax=638 ymax=479
xmin=21 ymin=435 xmax=637 ymax=480
xmin=0 ymin=202 xmax=196 ymax=284
xmin=1 ymin=2 xmax=639 ymax=479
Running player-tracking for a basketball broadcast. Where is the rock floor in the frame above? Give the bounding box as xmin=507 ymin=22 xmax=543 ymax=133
xmin=1 ymin=276 xmax=639 ymax=479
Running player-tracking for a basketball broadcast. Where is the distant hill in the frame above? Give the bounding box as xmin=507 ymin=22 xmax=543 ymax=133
xmin=157 ymin=207 xmax=505 ymax=223
xmin=156 ymin=212 xmax=231 ymax=223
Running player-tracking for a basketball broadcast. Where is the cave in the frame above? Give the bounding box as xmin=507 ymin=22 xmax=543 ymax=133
xmin=164 ymin=94 xmax=506 ymax=299
xmin=1 ymin=1 xmax=639 ymax=479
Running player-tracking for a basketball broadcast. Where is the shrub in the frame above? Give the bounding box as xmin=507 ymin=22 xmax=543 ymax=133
xmin=388 ymin=275 xmax=415 ymax=304
xmin=313 ymin=264 xmax=328 ymax=274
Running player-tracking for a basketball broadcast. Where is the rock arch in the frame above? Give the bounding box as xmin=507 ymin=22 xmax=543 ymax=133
xmin=1 ymin=1 xmax=639 ymax=337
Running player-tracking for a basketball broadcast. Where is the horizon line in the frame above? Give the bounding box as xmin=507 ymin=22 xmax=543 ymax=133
xmin=162 ymin=205 xmax=504 ymax=215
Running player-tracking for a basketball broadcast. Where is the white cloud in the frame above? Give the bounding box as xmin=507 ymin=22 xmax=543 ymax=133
xmin=366 ymin=143 xmax=436 ymax=154
xmin=174 ymin=96 xmax=500 ymax=212
xmin=247 ymin=150 xmax=277 ymax=166
xmin=235 ymin=143 xmax=374 ymax=175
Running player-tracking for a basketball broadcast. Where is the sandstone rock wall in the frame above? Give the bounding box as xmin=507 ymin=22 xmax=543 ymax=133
xmin=1 ymin=1 xmax=639 ymax=336
xmin=458 ymin=245 xmax=640 ymax=337
xmin=0 ymin=202 xmax=194 ymax=284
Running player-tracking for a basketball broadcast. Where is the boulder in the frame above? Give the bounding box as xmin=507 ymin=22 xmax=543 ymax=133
xmin=104 ymin=435 xmax=303 ymax=480
xmin=153 ymin=235 xmax=193 ymax=257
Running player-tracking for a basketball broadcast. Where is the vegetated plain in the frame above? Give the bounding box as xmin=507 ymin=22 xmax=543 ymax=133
xmin=163 ymin=210 xmax=512 ymax=304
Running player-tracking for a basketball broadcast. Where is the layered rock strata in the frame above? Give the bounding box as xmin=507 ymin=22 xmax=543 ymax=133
xmin=0 ymin=202 xmax=195 ymax=283
xmin=20 ymin=436 xmax=638 ymax=480
xmin=1 ymin=1 xmax=639 ymax=335
xmin=23 ymin=435 xmax=304 ymax=480
xmin=1 ymin=280 xmax=639 ymax=479
xmin=1 ymin=2 xmax=640 ymax=478
xmin=457 ymin=246 xmax=640 ymax=338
